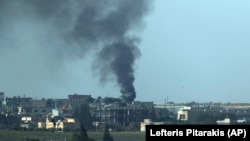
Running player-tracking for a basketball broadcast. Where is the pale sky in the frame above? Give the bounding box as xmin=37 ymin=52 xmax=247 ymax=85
xmin=1 ymin=0 xmax=250 ymax=103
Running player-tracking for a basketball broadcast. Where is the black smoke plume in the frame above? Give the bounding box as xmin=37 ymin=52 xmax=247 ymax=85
xmin=94 ymin=39 xmax=140 ymax=103
xmin=0 ymin=0 xmax=153 ymax=103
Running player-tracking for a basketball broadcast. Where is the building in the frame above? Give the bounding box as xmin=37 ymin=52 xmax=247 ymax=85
xmin=32 ymin=99 xmax=47 ymax=108
xmin=31 ymin=107 xmax=52 ymax=120
xmin=140 ymin=119 xmax=164 ymax=132
xmin=94 ymin=101 xmax=155 ymax=131
xmin=20 ymin=116 xmax=32 ymax=129
xmin=177 ymin=107 xmax=191 ymax=121
xmin=6 ymin=96 xmax=32 ymax=108
xmin=0 ymin=92 xmax=4 ymax=102
xmin=37 ymin=116 xmax=76 ymax=130
xmin=68 ymin=94 xmax=92 ymax=108
xmin=216 ymin=118 xmax=230 ymax=125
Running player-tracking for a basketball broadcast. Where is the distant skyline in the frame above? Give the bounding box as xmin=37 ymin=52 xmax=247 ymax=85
xmin=1 ymin=0 xmax=250 ymax=104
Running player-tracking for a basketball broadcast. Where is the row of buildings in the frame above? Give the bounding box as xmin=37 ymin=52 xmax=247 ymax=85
xmin=1 ymin=92 xmax=250 ymax=131
xmin=0 ymin=92 xmax=159 ymax=131
xmin=0 ymin=92 xmax=90 ymax=130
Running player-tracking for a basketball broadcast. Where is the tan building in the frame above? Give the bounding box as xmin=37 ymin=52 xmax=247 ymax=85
xmin=37 ymin=117 xmax=76 ymax=130
xmin=140 ymin=119 xmax=152 ymax=132
xmin=140 ymin=119 xmax=164 ymax=132
xmin=216 ymin=118 xmax=230 ymax=125
xmin=37 ymin=121 xmax=64 ymax=129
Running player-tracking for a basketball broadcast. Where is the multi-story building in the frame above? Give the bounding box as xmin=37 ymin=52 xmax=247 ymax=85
xmin=31 ymin=99 xmax=47 ymax=108
xmin=6 ymin=96 xmax=32 ymax=108
xmin=6 ymin=96 xmax=32 ymax=114
xmin=94 ymin=101 xmax=154 ymax=131
xmin=68 ymin=94 xmax=93 ymax=108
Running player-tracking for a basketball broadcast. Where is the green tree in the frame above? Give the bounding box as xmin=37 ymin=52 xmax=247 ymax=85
xmin=0 ymin=114 xmax=7 ymax=124
xmin=102 ymin=125 xmax=114 ymax=141
xmin=74 ymin=103 xmax=94 ymax=130
xmin=72 ymin=124 xmax=96 ymax=141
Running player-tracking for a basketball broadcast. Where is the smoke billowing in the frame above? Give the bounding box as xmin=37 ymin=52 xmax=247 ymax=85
xmin=0 ymin=0 xmax=153 ymax=103
xmin=95 ymin=39 xmax=140 ymax=103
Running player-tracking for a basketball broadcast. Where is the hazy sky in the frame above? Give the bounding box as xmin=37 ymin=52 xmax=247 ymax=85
xmin=1 ymin=0 xmax=250 ymax=103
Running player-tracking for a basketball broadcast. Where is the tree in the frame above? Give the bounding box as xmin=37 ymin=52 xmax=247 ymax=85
xmin=72 ymin=124 xmax=96 ymax=141
xmin=74 ymin=103 xmax=94 ymax=130
xmin=0 ymin=114 xmax=7 ymax=124
xmin=102 ymin=125 xmax=114 ymax=141
xmin=86 ymin=96 xmax=95 ymax=103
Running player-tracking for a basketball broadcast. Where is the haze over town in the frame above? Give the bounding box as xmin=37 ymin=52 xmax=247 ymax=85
xmin=1 ymin=0 xmax=250 ymax=104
